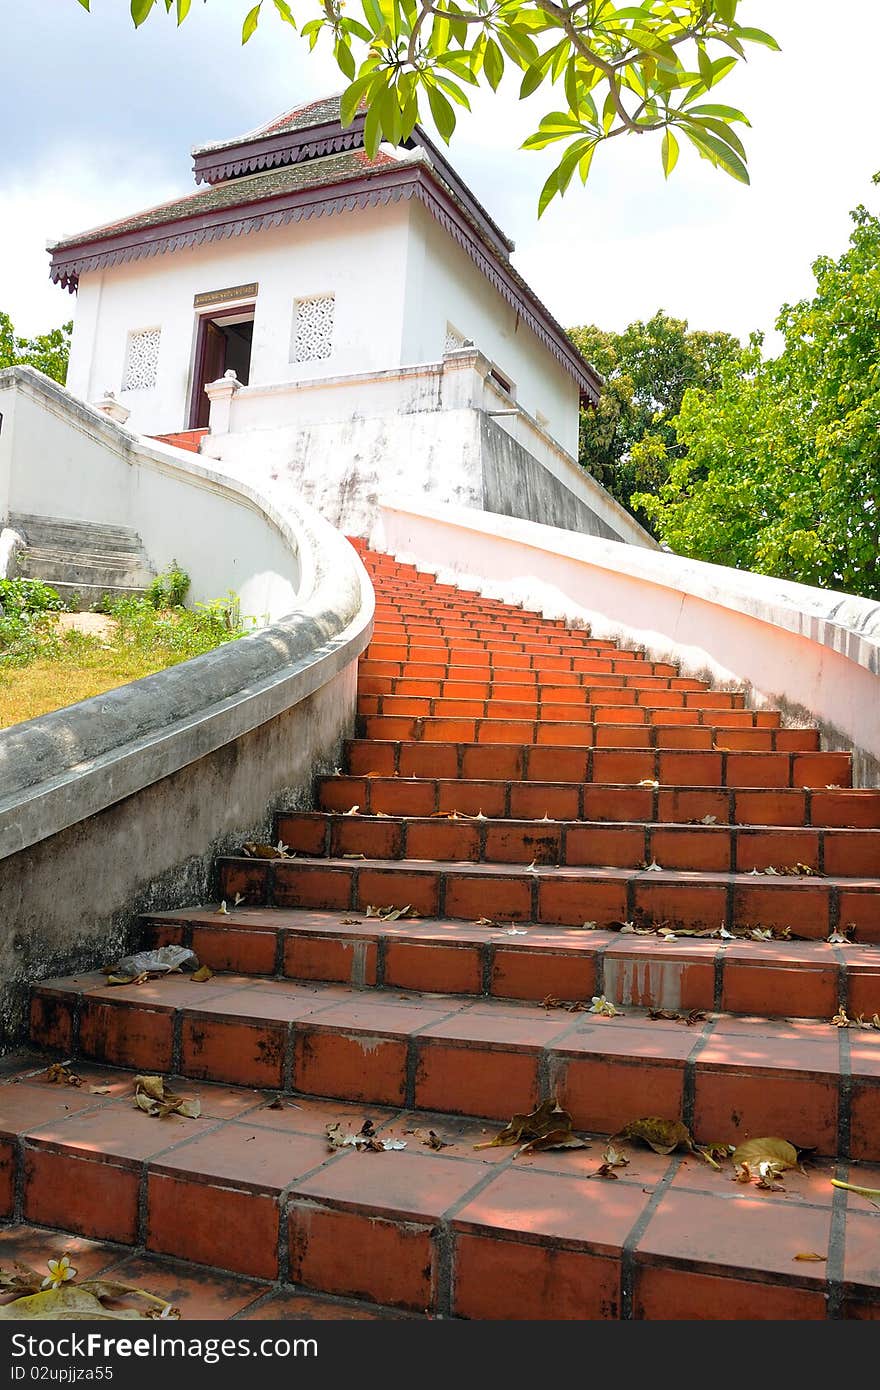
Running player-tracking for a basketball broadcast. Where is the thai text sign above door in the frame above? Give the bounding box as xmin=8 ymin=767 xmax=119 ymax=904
xmin=193 ymin=283 xmax=259 ymax=309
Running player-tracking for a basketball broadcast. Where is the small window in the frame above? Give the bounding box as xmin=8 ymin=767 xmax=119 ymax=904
xmin=291 ymin=294 xmax=334 ymax=364
xmin=489 ymin=366 xmax=514 ymax=398
xmin=444 ymin=323 xmax=468 ymax=354
xmin=122 ymin=327 xmax=161 ymax=391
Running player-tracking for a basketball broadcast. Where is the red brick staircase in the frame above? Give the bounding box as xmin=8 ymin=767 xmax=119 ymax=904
xmin=6 ymin=542 xmax=880 ymax=1319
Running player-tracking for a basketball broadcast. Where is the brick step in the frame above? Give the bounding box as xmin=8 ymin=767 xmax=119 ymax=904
xmin=370 ymin=615 xmax=580 ymax=636
xmin=10 ymin=1047 xmax=877 ymax=1317
xmin=365 ymin=646 xmax=671 ymax=672
xmin=360 ymin=656 xmax=686 ymax=681
xmin=351 ymin=719 xmax=814 ymax=751
xmin=27 ymin=974 xmax=880 ymax=1161
xmin=277 ymin=811 xmax=880 ymax=877
xmin=359 ymin=673 xmax=711 ymax=695
xmin=215 ymin=854 xmax=880 ymax=942
xmin=0 ymin=1219 xmax=414 ymax=1321
xmin=345 ymin=740 xmax=852 ymax=788
xmin=141 ymin=904 xmax=880 ymax=1022
xmin=319 ymin=776 xmax=880 ymax=828
xmin=358 ymin=699 xmax=819 ymax=739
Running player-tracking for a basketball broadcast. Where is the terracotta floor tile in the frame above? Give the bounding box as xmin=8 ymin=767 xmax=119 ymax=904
xmin=452 ymin=1166 xmax=651 ymax=1249
xmin=150 ymin=1123 xmax=329 ymax=1193
xmin=238 ymin=1288 xmax=414 ymax=1319
xmin=0 ymin=1080 xmax=109 ymax=1136
xmin=100 ymin=1251 xmax=268 ymax=1319
xmin=0 ymin=1224 xmax=125 ymax=1283
xmin=635 ymin=1187 xmax=832 ymax=1279
xmin=243 ymin=1094 xmax=398 ymax=1136
xmin=291 ymin=1148 xmax=483 ymax=1220
xmin=25 ymin=1102 xmax=213 ymax=1164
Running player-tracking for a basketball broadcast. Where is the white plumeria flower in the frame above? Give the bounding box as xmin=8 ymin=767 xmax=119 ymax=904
xmin=42 ymin=1255 xmax=76 ymax=1289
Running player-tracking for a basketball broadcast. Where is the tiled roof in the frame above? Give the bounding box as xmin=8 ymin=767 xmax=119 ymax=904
xmin=192 ymin=94 xmax=349 ymax=157
xmin=48 ymin=149 xmax=403 ymax=252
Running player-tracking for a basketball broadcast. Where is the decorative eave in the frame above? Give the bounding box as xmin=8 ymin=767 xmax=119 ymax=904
xmin=48 ymin=163 xmax=599 ymax=403
xmin=192 ymin=114 xmax=367 ymax=185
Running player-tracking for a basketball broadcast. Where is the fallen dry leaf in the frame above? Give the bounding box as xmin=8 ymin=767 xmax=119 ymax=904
xmin=832 ymin=1007 xmax=851 ymax=1028
xmin=340 ymin=918 xmax=362 ymax=925
xmin=793 ymin=1252 xmax=826 ymax=1262
xmin=830 ymin=1179 xmax=880 ymax=1208
xmin=542 ymin=995 xmax=588 ymax=1012
xmin=191 ymin=964 xmax=213 ymax=983
xmin=405 ymin=1127 xmax=449 ymax=1151
xmin=133 ymin=1075 xmax=200 ymax=1120
xmin=241 ymin=841 xmax=292 ymax=859
xmin=828 ymin=927 xmax=854 ymax=944
xmin=615 ymin=1117 xmax=697 ymax=1157
xmin=0 ymin=1261 xmax=179 ymax=1321
xmin=474 ymin=1097 xmax=589 ymax=1158
xmin=89 ymin=1085 xmax=113 ymax=1095
xmin=732 ymin=1136 xmax=799 ymax=1188
xmin=45 ymin=1062 xmax=82 ymax=1088
xmin=326 ymin=1120 xmax=406 ymax=1153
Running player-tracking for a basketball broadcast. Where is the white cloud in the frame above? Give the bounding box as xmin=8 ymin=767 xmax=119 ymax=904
xmin=2 ymin=0 xmax=879 ymax=345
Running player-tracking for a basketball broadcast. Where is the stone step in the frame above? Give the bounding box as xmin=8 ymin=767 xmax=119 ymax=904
xmin=140 ymin=904 xmax=880 ymax=1022
xmin=276 ymin=811 xmax=879 ymax=876
xmin=214 ymin=854 xmax=880 ymax=942
xmin=318 ymin=776 xmax=880 ymax=828
xmin=0 ymin=1219 xmax=412 ymax=1320
xmin=26 ymin=974 xmax=880 ymax=1161
xmin=8 ymin=1045 xmax=878 ymax=1317
xmin=344 ymin=739 xmax=851 ymax=787
xmin=8 ymin=1052 xmax=878 ymax=1317
xmin=359 ymin=673 xmax=712 ymax=695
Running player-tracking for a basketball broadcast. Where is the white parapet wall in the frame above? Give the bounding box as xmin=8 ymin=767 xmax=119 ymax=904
xmin=0 ymin=366 xmax=301 ymax=622
xmin=0 ymin=366 xmax=375 ymax=1041
xmin=200 ymin=349 xmax=654 ymax=548
xmin=375 ymin=497 xmax=880 ymax=786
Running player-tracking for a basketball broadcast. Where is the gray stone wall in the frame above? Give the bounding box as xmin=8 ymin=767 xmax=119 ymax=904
xmin=0 ymin=663 xmax=356 ymax=1046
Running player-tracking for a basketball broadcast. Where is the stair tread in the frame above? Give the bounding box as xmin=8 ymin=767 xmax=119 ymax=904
xmin=5 ymin=1054 xmax=878 ymax=1316
xmin=218 ymin=851 xmax=880 ymax=889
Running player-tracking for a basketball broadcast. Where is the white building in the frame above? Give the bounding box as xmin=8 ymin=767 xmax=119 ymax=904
xmin=50 ymin=96 xmax=649 ymax=546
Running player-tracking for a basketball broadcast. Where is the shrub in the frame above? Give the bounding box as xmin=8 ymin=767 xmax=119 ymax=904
xmin=147 ymin=565 xmax=190 ymax=609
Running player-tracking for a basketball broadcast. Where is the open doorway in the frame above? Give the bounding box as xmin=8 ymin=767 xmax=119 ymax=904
xmin=189 ymin=307 xmax=255 ymax=429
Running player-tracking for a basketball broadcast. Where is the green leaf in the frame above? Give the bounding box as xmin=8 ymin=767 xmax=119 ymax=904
xmin=176 ymin=0 xmax=191 ymax=22
xmin=735 ymin=26 xmax=781 ymax=51
xmin=130 ymin=0 xmax=156 ymax=26
xmin=364 ymin=100 xmax=383 ymax=158
xmin=242 ymin=2 xmax=261 ymax=43
xmin=483 ymin=38 xmax=504 ymax=92
xmin=538 ymin=166 xmax=559 ymax=218
xmin=684 ymin=103 xmax=750 ymax=126
xmin=427 ymin=84 xmax=456 ymax=143
xmin=76 ymin=0 xmax=90 ymax=8
xmin=272 ymin=0 xmax=296 ymax=25
xmin=335 ymin=38 xmax=356 ymax=80
xmin=340 ymin=74 xmax=374 ymax=127
xmin=683 ymin=126 xmax=749 ymax=184
xmin=661 ymin=128 xmax=679 ymax=178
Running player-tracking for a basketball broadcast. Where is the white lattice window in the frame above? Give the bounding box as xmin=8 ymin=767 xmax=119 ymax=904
xmin=444 ymin=323 xmax=468 ymax=354
xmin=291 ymin=294 xmax=334 ymax=363
xmin=121 ymin=327 xmax=161 ymax=391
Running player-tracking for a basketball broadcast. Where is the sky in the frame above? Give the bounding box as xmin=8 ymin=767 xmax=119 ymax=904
xmin=2 ymin=0 xmax=879 ymax=348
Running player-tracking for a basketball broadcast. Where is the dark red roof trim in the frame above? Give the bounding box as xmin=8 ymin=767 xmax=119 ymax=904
xmin=48 ymin=166 xmax=599 ymax=401
xmin=193 ymin=117 xmax=366 ymax=185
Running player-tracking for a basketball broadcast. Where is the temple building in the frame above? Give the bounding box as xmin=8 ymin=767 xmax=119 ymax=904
xmin=48 ymin=96 xmax=644 ymax=544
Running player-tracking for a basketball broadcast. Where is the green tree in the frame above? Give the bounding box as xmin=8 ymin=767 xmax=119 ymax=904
xmin=74 ymin=0 xmax=778 ymax=213
xmin=634 ymin=183 xmax=880 ymax=599
xmin=0 ymin=312 xmax=72 ymax=384
xmin=568 ymin=311 xmax=741 ymax=520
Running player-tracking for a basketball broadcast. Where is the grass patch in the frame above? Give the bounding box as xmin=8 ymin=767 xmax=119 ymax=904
xmin=0 ymin=574 xmax=249 ymax=729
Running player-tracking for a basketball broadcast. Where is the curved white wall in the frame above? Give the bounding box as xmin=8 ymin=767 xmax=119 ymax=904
xmin=0 ymin=367 xmax=300 ymax=622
